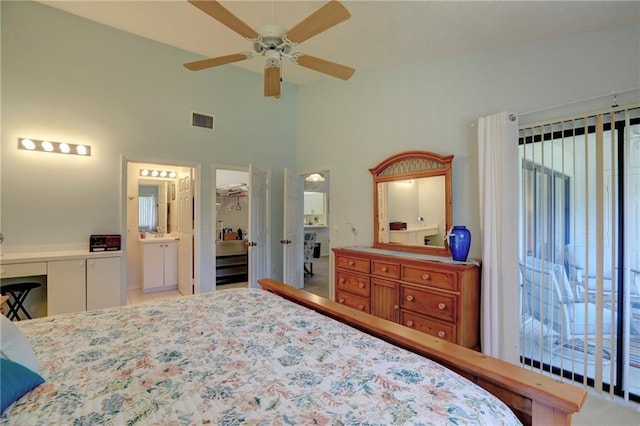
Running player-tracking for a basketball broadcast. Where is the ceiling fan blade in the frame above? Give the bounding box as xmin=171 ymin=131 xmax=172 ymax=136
xmin=184 ymin=53 xmax=249 ymax=71
xmin=285 ymin=0 xmax=351 ymax=45
xmin=264 ymin=66 xmax=281 ymax=98
xmin=295 ymin=54 xmax=355 ymax=80
xmin=188 ymin=0 xmax=259 ymax=40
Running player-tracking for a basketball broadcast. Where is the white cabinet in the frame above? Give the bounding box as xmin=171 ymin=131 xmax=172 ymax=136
xmin=141 ymin=241 xmax=177 ymax=292
xmin=48 ymin=259 xmax=86 ymax=315
xmin=87 ymin=257 xmax=121 ymax=310
xmin=47 ymin=256 xmax=122 ymax=315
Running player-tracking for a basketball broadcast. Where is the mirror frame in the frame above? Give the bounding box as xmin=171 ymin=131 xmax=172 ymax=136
xmin=370 ymin=150 xmax=453 ymax=257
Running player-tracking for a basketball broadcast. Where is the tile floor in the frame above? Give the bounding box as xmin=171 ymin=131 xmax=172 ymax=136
xmin=126 ymin=288 xmax=182 ymax=305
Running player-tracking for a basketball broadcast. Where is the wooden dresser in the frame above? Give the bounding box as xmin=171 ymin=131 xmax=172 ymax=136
xmin=333 ymin=247 xmax=481 ymax=350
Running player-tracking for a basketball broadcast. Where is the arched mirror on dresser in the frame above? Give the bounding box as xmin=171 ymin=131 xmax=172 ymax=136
xmin=369 ymin=151 xmax=453 ymax=257
xmin=333 ymin=150 xmax=480 ymax=350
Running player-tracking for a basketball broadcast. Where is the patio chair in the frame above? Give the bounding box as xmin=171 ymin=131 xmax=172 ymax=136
xmin=564 ymin=244 xmax=640 ymax=301
xmin=520 ymin=256 xmax=615 ymax=343
xmin=303 ymin=231 xmax=317 ymax=277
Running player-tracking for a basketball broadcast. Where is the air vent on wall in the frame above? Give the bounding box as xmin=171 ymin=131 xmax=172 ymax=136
xmin=192 ymin=112 xmax=214 ymax=130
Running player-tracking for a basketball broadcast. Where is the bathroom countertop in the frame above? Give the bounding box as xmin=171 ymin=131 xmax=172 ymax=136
xmin=139 ymin=236 xmax=178 ymax=243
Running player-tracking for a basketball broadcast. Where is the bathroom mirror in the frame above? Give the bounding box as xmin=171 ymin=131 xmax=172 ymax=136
xmin=370 ymin=151 xmax=453 ymax=256
xmin=138 ymin=180 xmax=168 ymax=234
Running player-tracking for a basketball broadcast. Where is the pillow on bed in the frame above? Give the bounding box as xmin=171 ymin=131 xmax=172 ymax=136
xmin=0 ymin=357 xmax=44 ymax=412
xmin=0 ymin=315 xmax=40 ymax=373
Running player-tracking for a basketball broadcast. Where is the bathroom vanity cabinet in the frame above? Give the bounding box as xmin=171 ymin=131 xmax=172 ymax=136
xmin=140 ymin=239 xmax=178 ymax=292
xmin=333 ymin=247 xmax=480 ymax=350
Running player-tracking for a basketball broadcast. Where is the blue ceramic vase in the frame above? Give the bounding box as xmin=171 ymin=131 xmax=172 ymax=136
xmin=448 ymin=225 xmax=471 ymax=262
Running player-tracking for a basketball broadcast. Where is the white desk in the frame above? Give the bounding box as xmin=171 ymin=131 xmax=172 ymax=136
xmin=1 ymin=249 xmax=122 ymax=316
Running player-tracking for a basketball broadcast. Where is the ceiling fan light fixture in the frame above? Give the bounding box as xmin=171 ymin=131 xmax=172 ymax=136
xmin=306 ymin=173 xmax=325 ymax=182
xmin=184 ymin=0 xmax=355 ymax=97
xmin=264 ymin=49 xmax=281 ymax=69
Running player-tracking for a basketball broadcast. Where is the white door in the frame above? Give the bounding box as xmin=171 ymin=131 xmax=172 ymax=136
xmin=248 ymin=165 xmax=270 ymax=288
xmin=177 ymin=171 xmax=194 ymax=295
xmin=283 ymin=169 xmax=304 ymax=287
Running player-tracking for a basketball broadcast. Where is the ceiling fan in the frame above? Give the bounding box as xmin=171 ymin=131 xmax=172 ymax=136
xmin=184 ymin=0 xmax=355 ymax=98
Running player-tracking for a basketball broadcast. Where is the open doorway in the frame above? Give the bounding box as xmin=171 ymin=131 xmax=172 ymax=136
xmin=214 ymin=168 xmax=249 ymax=289
xmin=125 ymin=161 xmax=196 ymax=305
xmin=302 ymin=170 xmax=330 ymax=298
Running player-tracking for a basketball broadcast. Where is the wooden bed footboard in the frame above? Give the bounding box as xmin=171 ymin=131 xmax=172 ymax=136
xmin=258 ymin=279 xmax=586 ymax=426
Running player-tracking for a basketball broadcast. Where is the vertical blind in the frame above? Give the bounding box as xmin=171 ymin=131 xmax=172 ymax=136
xmin=518 ymin=103 xmax=640 ymax=401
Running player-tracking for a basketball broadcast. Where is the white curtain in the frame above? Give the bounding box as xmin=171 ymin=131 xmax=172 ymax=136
xmin=477 ymin=112 xmax=520 ymax=363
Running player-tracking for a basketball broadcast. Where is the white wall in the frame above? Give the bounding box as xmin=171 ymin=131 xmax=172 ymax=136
xmin=1 ymin=2 xmax=298 ymax=291
xmin=296 ymin=23 xmax=640 ymax=259
xmin=2 ymin=2 xmax=639 ymax=295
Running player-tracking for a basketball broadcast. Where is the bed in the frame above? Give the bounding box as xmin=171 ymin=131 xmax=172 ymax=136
xmin=0 ymin=284 xmax=583 ymax=425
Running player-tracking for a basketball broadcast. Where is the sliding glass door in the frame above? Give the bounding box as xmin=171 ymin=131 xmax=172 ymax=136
xmin=518 ymin=106 xmax=640 ymax=402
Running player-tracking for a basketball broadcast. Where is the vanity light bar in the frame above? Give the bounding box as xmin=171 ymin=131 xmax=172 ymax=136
xmin=140 ymin=169 xmax=177 ymax=179
xmin=18 ymin=138 xmax=91 ymax=156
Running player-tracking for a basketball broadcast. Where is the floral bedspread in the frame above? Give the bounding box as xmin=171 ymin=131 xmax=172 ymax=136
xmin=3 ymin=288 xmax=521 ymax=425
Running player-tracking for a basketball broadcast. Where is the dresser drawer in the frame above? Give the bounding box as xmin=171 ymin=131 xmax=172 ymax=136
xmin=336 ymin=255 xmax=370 ymax=274
xmin=401 ymin=265 xmax=457 ymax=291
xmin=336 ymin=291 xmax=370 ymax=313
xmin=401 ymin=285 xmax=456 ymax=322
xmin=401 ymin=310 xmax=456 ymax=343
xmin=336 ymin=271 xmax=370 ymax=297
xmin=0 ymin=262 xmax=47 ymax=278
xmin=371 ymin=260 xmax=400 ymax=279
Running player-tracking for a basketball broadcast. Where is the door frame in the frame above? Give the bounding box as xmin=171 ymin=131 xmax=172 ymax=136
xmin=298 ymin=167 xmax=333 ymax=299
xmin=121 ymin=156 xmax=201 ymax=300
xmin=212 ymin=163 xmax=250 ymax=288
xmin=211 ymin=163 xmax=271 ymax=291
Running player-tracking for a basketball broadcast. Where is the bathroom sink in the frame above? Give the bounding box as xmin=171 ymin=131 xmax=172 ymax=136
xmin=140 ymin=235 xmax=177 ymax=242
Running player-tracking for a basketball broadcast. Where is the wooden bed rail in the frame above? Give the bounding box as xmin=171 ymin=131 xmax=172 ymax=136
xmin=258 ymin=279 xmax=587 ymax=426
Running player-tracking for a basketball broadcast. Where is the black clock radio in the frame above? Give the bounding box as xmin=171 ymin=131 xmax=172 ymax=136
xmin=90 ymin=234 xmax=121 ymax=252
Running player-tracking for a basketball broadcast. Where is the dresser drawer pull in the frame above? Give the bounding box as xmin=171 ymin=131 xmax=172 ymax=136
xmin=422 ymin=273 xmax=430 ymax=280
xmin=406 ymin=295 xmax=415 ymax=302
xmin=358 ymin=305 xmax=365 ymax=311
xmin=381 ymin=266 xmax=388 ymax=272
xmin=338 ymin=298 xmax=345 ymax=303
xmin=393 ymin=304 xmax=399 ymax=310
xmin=406 ymin=320 xmax=414 ymax=327
xmin=348 ymin=260 xmax=355 ymax=266
xmin=339 ymin=278 xmax=345 ymax=284
xmin=438 ymin=331 xmax=446 ymax=338
xmin=437 ymin=303 xmax=446 ymax=310
xmin=358 ymin=282 xmax=365 ymax=288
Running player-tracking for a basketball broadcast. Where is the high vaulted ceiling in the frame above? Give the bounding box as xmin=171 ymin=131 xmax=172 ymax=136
xmin=38 ymin=1 xmax=640 ymax=85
